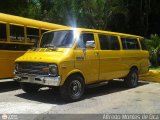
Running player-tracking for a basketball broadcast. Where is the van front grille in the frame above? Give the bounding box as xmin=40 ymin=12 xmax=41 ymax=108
xmin=16 ymin=62 xmax=49 ymax=75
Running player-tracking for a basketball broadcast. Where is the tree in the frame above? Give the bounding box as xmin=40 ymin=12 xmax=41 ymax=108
xmin=48 ymin=0 xmax=106 ymax=28
xmin=145 ymin=34 xmax=160 ymax=66
xmin=0 ymin=0 xmax=28 ymax=16
xmin=0 ymin=0 xmax=160 ymax=37
xmin=104 ymin=0 xmax=129 ymax=32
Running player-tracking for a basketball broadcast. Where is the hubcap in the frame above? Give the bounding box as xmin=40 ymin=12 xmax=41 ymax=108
xmin=69 ymin=80 xmax=82 ymax=98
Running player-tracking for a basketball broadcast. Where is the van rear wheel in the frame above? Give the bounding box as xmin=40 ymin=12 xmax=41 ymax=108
xmin=60 ymin=75 xmax=85 ymax=102
xmin=124 ymin=68 xmax=138 ymax=88
xmin=20 ymin=83 xmax=40 ymax=93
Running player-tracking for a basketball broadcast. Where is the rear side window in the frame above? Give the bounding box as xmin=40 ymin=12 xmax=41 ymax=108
xmin=10 ymin=25 xmax=24 ymax=41
xmin=139 ymin=39 xmax=147 ymax=50
xmin=0 ymin=23 xmax=7 ymax=41
xmin=26 ymin=27 xmax=39 ymax=43
xmin=98 ymin=34 xmax=120 ymax=50
xmin=121 ymin=37 xmax=140 ymax=50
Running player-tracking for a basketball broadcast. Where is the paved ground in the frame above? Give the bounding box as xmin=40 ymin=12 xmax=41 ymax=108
xmin=0 ymin=79 xmax=160 ymax=120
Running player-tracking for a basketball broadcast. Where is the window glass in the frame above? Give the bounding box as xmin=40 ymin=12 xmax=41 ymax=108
xmin=0 ymin=43 xmax=32 ymax=51
xmin=27 ymin=27 xmax=39 ymax=43
xmin=40 ymin=30 xmax=75 ymax=48
xmin=121 ymin=38 xmax=127 ymax=49
xmin=77 ymin=33 xmax=95 ymax=48
xmin=10 ymin=25 xmax=24 ymax=41
xmin=0 ymin=23 xmax=7 ymax=41
xmin=98 ymin=34 xmax=120 ymax=50
xmin=140 ymin=38 xmax=147 ymax=50
xmin=121 ymin=37 xmax=140 ymax=50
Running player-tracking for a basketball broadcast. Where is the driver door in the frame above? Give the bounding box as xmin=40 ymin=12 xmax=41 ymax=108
xmin=74 ymin=32 xmax=99 ymax=84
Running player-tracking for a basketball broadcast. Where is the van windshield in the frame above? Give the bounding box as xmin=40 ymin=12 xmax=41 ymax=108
xmin=40 ymin=30 xmax=75 ymax=48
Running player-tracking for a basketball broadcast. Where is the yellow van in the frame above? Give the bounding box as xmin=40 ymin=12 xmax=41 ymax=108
xmin=14 ymin=28 xmax=149 ymax=101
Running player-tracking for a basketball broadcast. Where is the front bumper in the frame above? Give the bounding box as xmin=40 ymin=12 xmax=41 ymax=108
xmin=14 ymin=74 xmax=61 ymax=86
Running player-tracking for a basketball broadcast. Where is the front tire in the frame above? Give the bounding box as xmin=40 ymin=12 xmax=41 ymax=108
xmin=124 ymin=68 xmax=139 ymax=88
xmin=20 ymin=83 xmax=40 ymax=93
xmin=60 ymin=75 xmax=85 ymax=102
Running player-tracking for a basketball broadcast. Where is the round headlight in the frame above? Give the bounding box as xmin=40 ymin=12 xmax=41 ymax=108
xmin=49 ymin=65 xmax=58 ymax=76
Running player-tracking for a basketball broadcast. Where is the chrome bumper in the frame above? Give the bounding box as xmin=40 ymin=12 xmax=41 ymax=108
xmin=14 ymin=74 xmax=61 ymax=86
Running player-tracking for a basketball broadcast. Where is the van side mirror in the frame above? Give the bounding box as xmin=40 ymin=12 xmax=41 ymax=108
xmin=85 ymin=41 xmax=95 ymax=48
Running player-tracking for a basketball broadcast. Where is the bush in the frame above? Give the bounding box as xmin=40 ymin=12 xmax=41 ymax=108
xmin=145 ymin=34 xmax=160 ymax=67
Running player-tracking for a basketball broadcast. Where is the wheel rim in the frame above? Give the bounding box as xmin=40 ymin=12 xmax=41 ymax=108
xmin=69 ymin=80 xmax=82 ymax=98
xmin=131 ymin=72 xmax=138 ymax=86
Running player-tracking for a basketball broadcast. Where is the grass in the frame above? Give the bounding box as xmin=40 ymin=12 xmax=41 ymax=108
xmin=149 ymin=66 xmax=160 ymax=71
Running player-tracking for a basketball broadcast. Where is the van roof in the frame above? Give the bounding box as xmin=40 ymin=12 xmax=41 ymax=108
xmin=48 ymin=27 xmax=144 ymax=39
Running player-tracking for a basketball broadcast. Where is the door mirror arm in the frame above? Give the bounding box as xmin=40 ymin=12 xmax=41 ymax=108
xmin=82 ymin=47 xmax=86 ymax=56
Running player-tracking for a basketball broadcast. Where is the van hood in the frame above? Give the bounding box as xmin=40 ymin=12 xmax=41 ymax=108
xmin=15 ymin=48 xmax=71 ymax=63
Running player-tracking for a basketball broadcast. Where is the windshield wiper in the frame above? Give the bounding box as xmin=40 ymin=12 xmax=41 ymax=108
xmin=45 ymin=44 xmax=57 ymax=50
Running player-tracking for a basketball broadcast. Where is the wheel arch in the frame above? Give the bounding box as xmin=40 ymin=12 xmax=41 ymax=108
xmin=60 ymin=69 xmax=85 ymax=86
xmin=130 ymin=65 xmax=139 ymax=71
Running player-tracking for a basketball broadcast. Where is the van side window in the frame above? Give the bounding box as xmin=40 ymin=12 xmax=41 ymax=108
xmin=77 ymin=33 xmax=95 ymax=48
xmin=121 ymin=37 xmax=140 ymax=50
xmin=0 ymin=23 xmax=7 ymax=41
xmin=10 ymin=25 xmax=24 ymax=41
xmin=26 ymin=27 xmax=39 ymax=43
xmin=98 ymin=34 xmax=120 ymax=50
xmin=139 ymin=39 xmax=147 ymax=50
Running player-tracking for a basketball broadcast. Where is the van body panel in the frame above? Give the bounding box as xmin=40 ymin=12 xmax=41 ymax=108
xmin=16 ymin=48 xmax=70 ymax=63
xmin=138 ymin=51 xmax=150 ymax=74
xmin=74 ymin=49 xmax=99 ymax=84
xmin=120 ymin=50 xmax=149 ymax=73
xmin=15 ymin=28 xmax=149 ymax=88
xmin=59 ymin=69 xmax=84 ymax=85
xmin=99 ymin=50 xmax=127 ymax=80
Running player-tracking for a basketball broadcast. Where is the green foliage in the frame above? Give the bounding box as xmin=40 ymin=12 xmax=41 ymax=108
xmin=26 ymin=1 xmax=41 ymax=19
xmin=0 ymin=0 xmax=28 ymax=16
xmin=145 ymin=34 xmax=160 ymax=66
xmin=0 ymin=0 xmax=159 ymax=36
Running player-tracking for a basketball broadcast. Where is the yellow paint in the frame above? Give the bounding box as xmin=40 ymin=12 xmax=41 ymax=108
xmin=0 ymin=51 xmax=25 ymax=78
xmin=15 ymin=28 xmax=150 ymax=85
xmin=0 ymin=13 xmax=69 ymax=31
xmin=140 ymin=70 xmax=160 ymax=83
xmin=0 ymin=13 xmax=70 ymax=79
